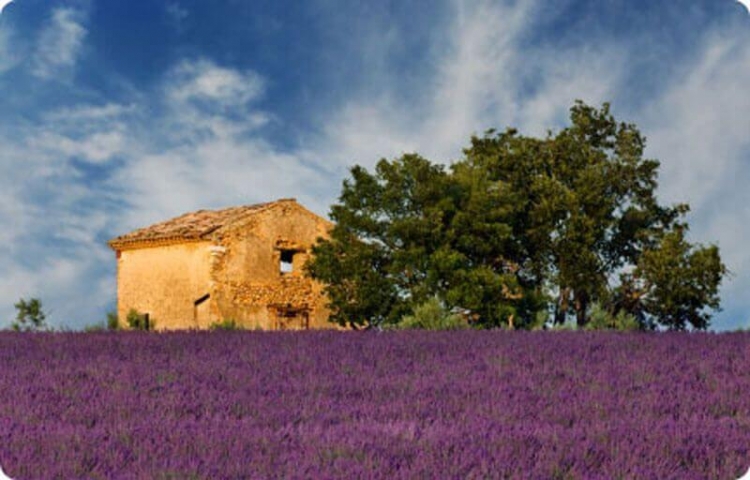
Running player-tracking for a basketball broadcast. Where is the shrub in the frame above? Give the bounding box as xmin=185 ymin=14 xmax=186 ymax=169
xmin=209 ymin=318 xmax=242 ymax=331
xmin=396 ymin=298 xmax=469 ymax=330
xmin=83 ymin=323 xmax=106 ymax=333
xmin=126 ymin=309 xmax=154 ymax=331
xmin=584 ymin=302 xmax=641 ymax=331
xmin=550 ymin=319 xmax=579 ymax=331
xmin=106 ymin=310 xmax=119 ymax=330
xmin=11 ymin=298 xmax=48 ymax=332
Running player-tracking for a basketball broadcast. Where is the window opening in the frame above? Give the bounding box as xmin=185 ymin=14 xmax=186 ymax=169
xmin=280 ymin=250 xmax=294 ymax=274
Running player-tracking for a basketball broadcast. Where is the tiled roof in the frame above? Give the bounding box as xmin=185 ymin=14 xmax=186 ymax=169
xmin=109 ymin=199 xmax=296 ymax=249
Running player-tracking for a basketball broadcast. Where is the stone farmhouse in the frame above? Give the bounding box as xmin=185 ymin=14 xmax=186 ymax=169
xmin=108 ymin=198 xmax=333 ymax=330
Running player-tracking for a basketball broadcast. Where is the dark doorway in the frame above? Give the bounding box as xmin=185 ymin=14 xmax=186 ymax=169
xmin=271 ymin=304 xmax=309 ymax=330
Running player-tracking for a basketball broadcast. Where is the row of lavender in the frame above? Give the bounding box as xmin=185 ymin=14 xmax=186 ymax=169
xmin=0 ymin=331 xmax=748 ymax=479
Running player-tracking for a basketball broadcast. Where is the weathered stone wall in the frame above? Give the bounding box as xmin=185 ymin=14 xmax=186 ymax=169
xmin=208 ymin=202 xmax=332 ymax=329
xmin=116 ymin=241 xmax=217 ymax=330
xmin=114 ymin=200 xmax=333 ymax=330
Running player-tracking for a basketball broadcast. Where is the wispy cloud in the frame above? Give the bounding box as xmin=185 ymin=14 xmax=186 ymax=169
xmin=113 ymin=58 xmax=327 ymax=229
xmin=0 ymin=120 xmax=120 ymax=327
xmin=44 ymin=103 xmax=138 ymax=122
xmin=640 ymin=27 xmax=750 ymax=324
xmin=166 ymin=59 xmax=264 ymax=107
xmin=0 ymin=20 xmax=18 ymax=73
xmin=314 ymin=0 xmax=620 ymax=169
xmin=643 ymin=31 xmax=750 ymax=209
xmin=32 ymin=7 xmax=87 ymax=79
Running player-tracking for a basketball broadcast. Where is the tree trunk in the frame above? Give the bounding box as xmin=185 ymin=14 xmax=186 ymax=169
xmin=575 ymin=291 xmax=589 ymax=328
xmin=555 ymin=287 xmax=570 ymax=325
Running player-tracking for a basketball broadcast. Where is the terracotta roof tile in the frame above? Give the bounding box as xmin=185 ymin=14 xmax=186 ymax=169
xmin=109 ymin=199 xmax=296 ymax=249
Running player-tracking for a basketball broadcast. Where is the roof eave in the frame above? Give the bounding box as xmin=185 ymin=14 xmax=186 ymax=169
xmin=108 ymin=236 xmax=210 ymax=251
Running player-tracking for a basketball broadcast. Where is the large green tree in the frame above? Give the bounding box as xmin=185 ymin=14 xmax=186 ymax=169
xmin=307 ymin=102 xmax=726 ymax=330
xmin=305 ymin=154 xmax=454 ymax=328
xmin=460 ymin=101 xmax=698 ymax=328
xmin=305 ymin=153 xmax=524 ymax=329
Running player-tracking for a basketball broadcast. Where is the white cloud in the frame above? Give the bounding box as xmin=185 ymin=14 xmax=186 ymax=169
xmin=32 ymin=8 xmax=87 ymax=79
xmin=0 ymin=100 xmax=128 ymax=328
xmin=0 ymin=189 xmax=28 ymax=246
xmin=643 ymin=33 xmax=750 ymax=209
xmin=313 ymin=0 xmax=621 ymax=169
xmin=33 ymin=130 xmax=126 ymax=164
xmin=0 ymin=253 xmax=115 ymax=330
xmin=513 ymin=44 xmax=625 ymax=135
xmin=112 ymin=59 xmax=328 ymax=231
xmin=157 ymin=59 xmax=271 ymax=143
xmin=310 ymin=0 xmax=536 ymax=170
xmin=636 ymin=27 xmax=750 ymax=328
xmin=44 ymin=103 xmax=138 ymax=122
xmin=426 ymin=0 xmax=531 ymax=150
xmin=114 ymin=139 xmax=331 ymax=232
xmin=24 ymin=103 xmax=139 ymax=165
xmin=167 ymin=59 xmax=264 ymax=107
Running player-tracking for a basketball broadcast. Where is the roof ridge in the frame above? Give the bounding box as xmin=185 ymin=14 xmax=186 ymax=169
xmin=108 ymin=198 xmax=299 ymax=250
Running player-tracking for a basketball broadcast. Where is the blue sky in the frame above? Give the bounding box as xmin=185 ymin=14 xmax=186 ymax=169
xmin=0 ymin=0 xmax=748 ymax=330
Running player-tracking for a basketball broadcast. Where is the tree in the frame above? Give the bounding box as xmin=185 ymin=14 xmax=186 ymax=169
xmin=461 ymin=102 xmax=693 ymax=328
xmin=307 ymin=101 xmax=726 ymax=330
xmin=11 ymin=298 xmax=48 ymax=332
xmin=614 ymin=228 xmax=726 ymax=330
xmin=307 ymin=154 xmax=537 ymax=329
xmin=306 ymin=154 xmax=464 ymax=328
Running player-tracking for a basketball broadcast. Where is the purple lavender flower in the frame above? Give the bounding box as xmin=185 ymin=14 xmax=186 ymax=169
xmin=0 ymin=331 xmax=747 ymax=479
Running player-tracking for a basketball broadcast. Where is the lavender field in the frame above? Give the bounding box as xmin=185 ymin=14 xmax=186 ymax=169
xmin=0 ymin=331 xmax=748 ymax=479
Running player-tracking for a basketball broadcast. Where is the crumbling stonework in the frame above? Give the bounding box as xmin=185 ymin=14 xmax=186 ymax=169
xmin=108 ymin=199 xmax=333 ymax=330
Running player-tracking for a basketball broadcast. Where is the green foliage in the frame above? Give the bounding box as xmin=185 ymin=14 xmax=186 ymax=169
xmin=126 ymin=308 xmax=154 ymax=331
xmin=461 ymin=101 xmax=697 ymax=328
xmin=306 ymin=153 xmax=525 ymax=329
xmin=11 ymin=297 xmax=48 ymax=332
xmin=584 ymin=302 xmax=641 ymax=331
xmin=550 ymin=320 xmax=579 ymax=331
xmin=620 ymin=228 xmax=727 ymax=330
xmin=306 ymin=101 xmax=726 ymax=331
xmin=306 ymin=154 xmax=456 ymax=328
xmin=83 ymin=323 xmax=106 ymax=332
xmin=209 ymin=318 xmax=242 ymax=331
xmin=106 ymin=310 xmax=119 ymax=330
xmin=395 ymin=297 xmax=469 ymax=330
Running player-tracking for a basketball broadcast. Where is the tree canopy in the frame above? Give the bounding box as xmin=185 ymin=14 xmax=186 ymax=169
xmin=306 ymin=101 xmax=726 ymax=331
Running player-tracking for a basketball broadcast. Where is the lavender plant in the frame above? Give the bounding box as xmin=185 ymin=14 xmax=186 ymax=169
xmin=0 ymin=331 xmax=747 ymax=479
